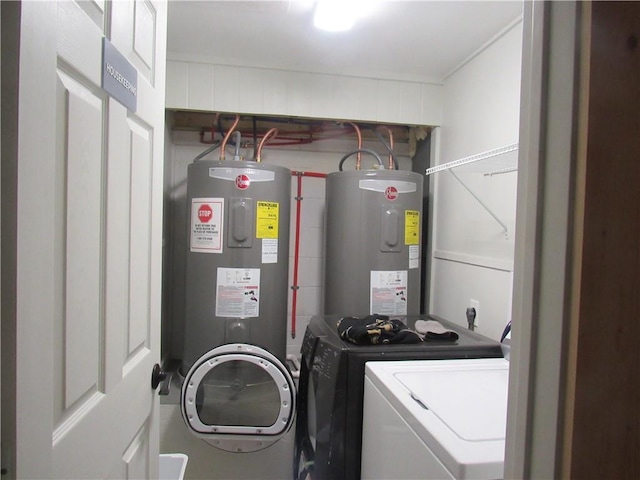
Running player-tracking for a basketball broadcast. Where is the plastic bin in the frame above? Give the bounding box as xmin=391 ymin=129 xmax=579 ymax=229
xmin=159 ymin=453 xmax=188 ymax=480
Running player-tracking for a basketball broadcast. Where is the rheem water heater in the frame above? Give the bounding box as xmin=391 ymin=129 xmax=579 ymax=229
xmin=324 ymin=169 xmax=423 ymax=317
xmin=182 ymin=160 xmax=291 ymax=371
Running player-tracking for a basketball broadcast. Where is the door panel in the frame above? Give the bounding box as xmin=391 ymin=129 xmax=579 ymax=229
xmin=127 ymin=117 xmax=153 ymax=360
xmin=58 ymin=1 xmax=103 ymax=85
xmin=105 ymin=99 xmax=133 ymax=392
xmin=133 ymin=0 xmax=156 ymax=77
xmin=121 ymin=423 xmax=151 ymax=479
xmin=113 ymin=0 xmax=159 ymax=86
xmin=58 ymin=68 xmax=104 ymax=412
xmin=14 ymin=1 xmax=167 ymax=478
xmin=74 ymin=0 xmax=106 ymax=30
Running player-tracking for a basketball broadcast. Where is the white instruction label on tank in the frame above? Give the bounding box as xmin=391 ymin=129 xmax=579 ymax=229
xmin=262 ymin=239 xmax=278 ymax=264
xmin=190 ymin=198 xmax=224 ymax=253
xmin=216 ymin=268 xmax=260 ymax=318
xmin=370 ymin=270 xmax=408 ymax=315
xmin=409 ymin=245 xmax=420 ymax=269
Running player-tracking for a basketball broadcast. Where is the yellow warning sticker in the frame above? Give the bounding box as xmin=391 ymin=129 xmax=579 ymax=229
xmin=256 ymin=201 xmax=279 ymax=239
xmin=405 ymin=210 xmax=420 ymax=245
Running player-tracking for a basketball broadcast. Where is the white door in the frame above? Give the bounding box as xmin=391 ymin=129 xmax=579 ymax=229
xmin=14 ymin=0 xmax=166 ymax=478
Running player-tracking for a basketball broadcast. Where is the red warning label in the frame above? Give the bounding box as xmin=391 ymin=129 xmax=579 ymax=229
xmin=191 ymin=198 xmax=224 ymax=253
xmin=198 ymin=204 xmax=213 ymax=223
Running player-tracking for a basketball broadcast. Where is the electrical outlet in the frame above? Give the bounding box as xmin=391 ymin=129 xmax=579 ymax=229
xmin=470 ymin=299 xmax=480 ymax=327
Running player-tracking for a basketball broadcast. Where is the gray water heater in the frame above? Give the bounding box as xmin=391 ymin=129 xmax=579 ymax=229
xmin=182 ymin=160 xmax=291 ymax=372
xmin=324 ymin=169 xmax=423 ymax=317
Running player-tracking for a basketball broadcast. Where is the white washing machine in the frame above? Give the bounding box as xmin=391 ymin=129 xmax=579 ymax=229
xmin=361 ymin=358 xmax=509 ymax=480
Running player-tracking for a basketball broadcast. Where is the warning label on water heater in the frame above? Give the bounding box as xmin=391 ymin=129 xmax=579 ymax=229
xmin=256 ymin=201 xmax=279 ymax=239
xmin=370 ymin=270 xmax=408 ymax=316
xmin=190 ymin=198 xmax=224 ymax=253
xmin=262 ymin=238 xmax=278 ymax=264
xmin=405 ymin=210 xmax=420 ymax=245
xmin=215 ymin=268 xmax=260 ymax=318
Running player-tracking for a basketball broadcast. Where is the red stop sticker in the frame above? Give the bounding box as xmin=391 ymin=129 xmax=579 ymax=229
xmin=198 ymin=204 xmax=213 ymax=223
xmin=236 ymin=174 xmax=250 ymax=190
xmin=385 ymin=186 xmax=398 ymax=200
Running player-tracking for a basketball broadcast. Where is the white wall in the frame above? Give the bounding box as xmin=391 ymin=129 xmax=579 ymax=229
xmin=429 ymin=21 xmax=523 ymax=340
xmin=165 ymin=131 xmax=413 ymax=359
xmin=166 ymin=60 xmax=443 ymax=126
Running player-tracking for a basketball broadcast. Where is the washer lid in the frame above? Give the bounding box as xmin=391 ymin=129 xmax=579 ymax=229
xmin=365 ymin=358 xmax=509 ymax=480
xmin=395 ymin=363 xmax=509 ymax=441
xmin=181 ymin=344 xmax=295 ymax=437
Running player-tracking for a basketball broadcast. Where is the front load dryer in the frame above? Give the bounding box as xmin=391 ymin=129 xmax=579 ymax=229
xmin=361 ymin=358 xmax=510 ymax=479
xmin=180 ymin=343 xmax=296 ymax=453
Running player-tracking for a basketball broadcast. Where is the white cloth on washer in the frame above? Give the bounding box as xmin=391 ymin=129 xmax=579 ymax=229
xmin=414 ymin=319 xmax=459 ymax=341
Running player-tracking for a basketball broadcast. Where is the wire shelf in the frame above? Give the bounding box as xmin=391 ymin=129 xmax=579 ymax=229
xmin=425 ymin=143 xmax=519 ymax=238
xmin=425 ymin=143 xmax=518 ymax=176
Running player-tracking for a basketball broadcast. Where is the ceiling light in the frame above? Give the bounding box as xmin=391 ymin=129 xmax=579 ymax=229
xmin=314 ymin=1 xmax=355 ymax=32
xmin=313 ymin=0 xmax=379 ymax=32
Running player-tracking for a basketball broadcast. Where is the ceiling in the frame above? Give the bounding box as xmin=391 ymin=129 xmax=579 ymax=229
xmin=166 ymin=1 xmax=523 ymax=85
xmin=166 ymin=1 xmax=523 ymax=142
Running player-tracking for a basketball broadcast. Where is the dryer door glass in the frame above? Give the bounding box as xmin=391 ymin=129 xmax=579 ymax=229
xmin=182 ymin=347 xmax=295 ymax=436
xmin=196 ymin=359 xmax=281 ymax=427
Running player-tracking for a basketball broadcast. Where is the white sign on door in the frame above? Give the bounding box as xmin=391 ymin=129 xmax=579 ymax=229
xmin=190 ymin=197 xmax=224 ymax=253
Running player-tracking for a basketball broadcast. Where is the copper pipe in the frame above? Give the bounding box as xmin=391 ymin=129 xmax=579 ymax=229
xmin=219 ymin=114 xmax=240 ymax=161
xmin=377 ymin=126 xmax=395 ymax=169
xmin=346 ymin=122 xmax=362 ymax=169
xmin=199 ymin=112 xmax=221 ymax=145
xmin=255 ymin=128 xmax=278 ymax=162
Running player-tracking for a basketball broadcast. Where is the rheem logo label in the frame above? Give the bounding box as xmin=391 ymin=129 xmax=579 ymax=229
xmin=385 ymin=186 xmax=398 ymax=200
xmin=236 ymin=174 xmax=250 ymax=190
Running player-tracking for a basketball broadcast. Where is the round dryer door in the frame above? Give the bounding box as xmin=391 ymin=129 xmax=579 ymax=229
xmin=181 ymin=343 xmax=296 ymax=452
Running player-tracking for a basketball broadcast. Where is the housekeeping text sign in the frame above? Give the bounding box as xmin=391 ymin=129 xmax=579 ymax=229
xmin=101 ymin=37 xmax=137 ymax=112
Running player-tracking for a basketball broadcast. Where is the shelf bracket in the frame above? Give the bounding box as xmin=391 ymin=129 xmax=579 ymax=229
xmin=448 ymin=169 xmax=509 ymax=238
